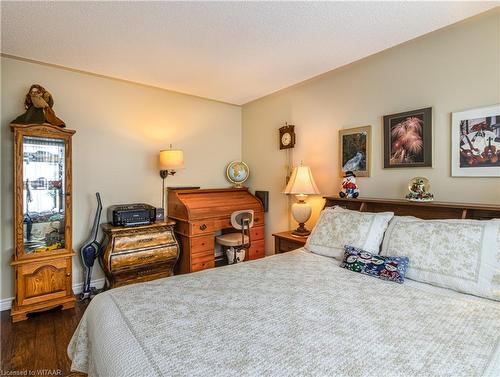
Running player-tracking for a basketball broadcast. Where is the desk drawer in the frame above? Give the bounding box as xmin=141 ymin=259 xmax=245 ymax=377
xmin=190 ymin=221 xmax=215 ymax=236
xmin=191 ymin=235 xmax=214 ymax=254
xmin=191 ymin=253 xmax=213 ymax=265
xmin=191 ymin=260 xmax=215 ymax=272
xmin=253 ymin=212 xmax=265 ymax=226
xmin=214 ymin=217 xmax=232 ymax=230
xmin=214 ymin=213 xmax=264 ymax=230
xmin=111 ymin=245 xmax=178 ymax=270
xmin=250 ymin=226 xmax=265 ymax=240
xmin=113 ymin=230 xmax=175 ymax=251
xmin=248 ymin=239 xmax=265 ymax=260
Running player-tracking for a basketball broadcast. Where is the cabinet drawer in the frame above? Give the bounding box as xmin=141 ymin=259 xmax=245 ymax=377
xmin=191 ymin=235 xmax=214 ymax=254
xmin=191 ymin=260 xmax=215 ymax=272
xmin=250 ymin=226 xmax=265 ymax=240
xmin=113 ymin=230 xmax=175 ymax=251
xmin=278 ymin=239 xmax=304 ymax=253
xmin=190 ymin=221 xmax=215 ymax=236
xmin=113 ymin=262 xmax=174 ymax=285
xmin=111 ymin=245 xmax=178 ymax=270
xmin=248 ymin=239 xmax=265 ymax=260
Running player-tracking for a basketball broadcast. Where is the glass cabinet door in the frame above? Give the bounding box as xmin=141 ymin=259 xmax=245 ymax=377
xmin=23 ymin=136 xmax=66 ymax=254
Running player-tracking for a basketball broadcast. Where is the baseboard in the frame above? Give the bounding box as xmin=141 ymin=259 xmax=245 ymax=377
xmin=0 ymin=278 xmax=106 ymax=312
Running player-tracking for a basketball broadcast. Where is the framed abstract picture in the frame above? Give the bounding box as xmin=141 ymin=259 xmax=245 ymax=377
xmin=339 ymin=126 xmax=371 ymax=177
xmin=451 ymin=104 xmax=500 ymax=177
xmin=383 ymin=107 xmax=432 ymax=168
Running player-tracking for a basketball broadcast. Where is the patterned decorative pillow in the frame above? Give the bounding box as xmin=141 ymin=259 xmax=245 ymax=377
xmin=340 ymin=245 xmax=409 ymax=284
xmin=381 ymin=216 xmax=500 ymax=300
xmin=305 ymin=206 xmax=394 ymax=259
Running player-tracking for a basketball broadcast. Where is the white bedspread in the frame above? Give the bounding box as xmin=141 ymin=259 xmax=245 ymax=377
xmin=68 ymin=249 xmax=500 ymax=377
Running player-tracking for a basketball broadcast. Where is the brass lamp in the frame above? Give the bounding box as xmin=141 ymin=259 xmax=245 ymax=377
xmin=159 ymin=145 xmax=184 ymax=209
xmin=283 ymin=165 xmax=320 ymax=236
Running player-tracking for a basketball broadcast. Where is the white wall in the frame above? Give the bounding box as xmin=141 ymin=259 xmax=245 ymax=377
xmin=242 ymin=9 xmax=500 ymax=253
xmin=0 ymin=56 xmax=241 ymax=302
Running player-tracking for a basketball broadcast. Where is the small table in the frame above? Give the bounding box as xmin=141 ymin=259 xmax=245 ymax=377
xmin=272 ymin=231 xmax=308 ymax=254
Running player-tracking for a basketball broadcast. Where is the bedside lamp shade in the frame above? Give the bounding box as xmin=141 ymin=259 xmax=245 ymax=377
xmin=159 ymin=149 xmax=184 ymax=170
xmin=283 ymin=166 xmax=320 ymax=196
xmin=283 ymin=165 xmax=320 ymax=236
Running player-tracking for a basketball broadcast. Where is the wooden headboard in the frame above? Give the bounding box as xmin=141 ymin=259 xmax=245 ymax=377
xmin=323 ymin=197 xmax=500 ymax=220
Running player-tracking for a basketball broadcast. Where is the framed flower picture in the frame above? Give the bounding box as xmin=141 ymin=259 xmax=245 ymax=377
xmin=339 ymin=126 xmax=371 ymax=177
xmin=451 ymin=104 xmax=500 ymax=177
xmin=383 ymin=107 xmax=432 ymax=168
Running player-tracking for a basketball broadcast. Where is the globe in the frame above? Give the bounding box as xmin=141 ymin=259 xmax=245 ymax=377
xmin=226 ymin=161 xmax=249 ymax=188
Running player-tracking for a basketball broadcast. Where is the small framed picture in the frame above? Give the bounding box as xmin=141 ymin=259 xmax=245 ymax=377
xmin=383 ymin=107 xmax=432 ymax=168
xmin=451 ymin=104 xmax=500 ymax=177
xmin=339 ymin=126 xmax=371 ymax=177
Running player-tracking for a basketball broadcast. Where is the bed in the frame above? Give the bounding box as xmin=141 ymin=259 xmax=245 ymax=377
xmin=69 ymin=198 xmax=500 ymax=377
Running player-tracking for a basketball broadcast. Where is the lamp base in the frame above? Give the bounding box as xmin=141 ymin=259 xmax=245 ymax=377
xmin=290 ymin=198 xmax=312 ymax=237
xmin=292 ymin=223 xmax=311 ymax=236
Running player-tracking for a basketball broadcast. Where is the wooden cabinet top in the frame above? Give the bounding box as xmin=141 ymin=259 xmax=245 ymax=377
xmin=101 ymin=220 xmax=175 ymax=234
xmin=168 ymin=187 xmax=263 ymax=221
xmin=11 ymin=123 xmax=76 ymax=136
xmin=272 ymin=231 xmax=308 ymax=244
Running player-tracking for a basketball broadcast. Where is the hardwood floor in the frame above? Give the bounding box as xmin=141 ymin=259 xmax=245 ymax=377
xmin=1 ymin=301 xmax=88 ymax=377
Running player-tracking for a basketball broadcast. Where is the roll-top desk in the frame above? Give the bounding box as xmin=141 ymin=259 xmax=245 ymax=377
xmin=167 ymin=188 xmax=265 ymax=274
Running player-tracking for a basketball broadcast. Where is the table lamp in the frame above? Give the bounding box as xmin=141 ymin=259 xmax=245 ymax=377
xmin=283 ymin=165 xmax=320 ymax=236
xmin=159 ymin=145 xmax=184 ymax=209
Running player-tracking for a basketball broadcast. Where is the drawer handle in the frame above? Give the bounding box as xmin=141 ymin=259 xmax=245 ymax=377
xmin=199 ymin=224 xmax=207 ymax=231
xmin=138 ymin=269 xmax=153 ymax=276
xmin=137 ymin=238 xmax=154 ymax=244
xmin=66 ymin=273 xmax=71 ymax=277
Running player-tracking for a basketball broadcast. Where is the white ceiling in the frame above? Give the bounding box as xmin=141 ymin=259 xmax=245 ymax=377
xmin=1 ymin=1 xmax=497 ymax=105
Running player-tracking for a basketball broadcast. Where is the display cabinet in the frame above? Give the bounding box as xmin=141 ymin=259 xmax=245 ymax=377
xmin=10 ymin=123 xmax=76 ymax=322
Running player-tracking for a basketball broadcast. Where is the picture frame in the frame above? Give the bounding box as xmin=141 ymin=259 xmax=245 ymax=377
xmin=383 ymin=107 xmax=432 ymax=169
xmin=339 ymin=125 xmax=371 ymax=177
xmin=451 ymin=104 xmax=500 ymax=177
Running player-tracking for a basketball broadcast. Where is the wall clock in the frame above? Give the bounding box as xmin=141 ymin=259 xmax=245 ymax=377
xmin=279 ymin=124 xmax=296 ymax=149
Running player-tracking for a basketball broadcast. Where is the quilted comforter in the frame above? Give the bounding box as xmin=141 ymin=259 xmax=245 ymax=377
xmin=68 ymin=249 xmax=500 ymax=377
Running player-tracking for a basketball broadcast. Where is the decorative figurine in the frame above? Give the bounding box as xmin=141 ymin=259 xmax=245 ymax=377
xmin=79 ymin=193 xmax=103 ymax=300
xmin=339 ymin=171 xmax=359 ymax=199
xmin=405 ymin=177 xmax=434 ymax=202
xmin=11 ymin=84 xmax=65 ymax=127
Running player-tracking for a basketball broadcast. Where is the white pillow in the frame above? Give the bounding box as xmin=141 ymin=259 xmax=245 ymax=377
xmin=305 ymin=206 xmax=394 ymax=259
xmin=381 ymin=216 xmax=500 ymax=301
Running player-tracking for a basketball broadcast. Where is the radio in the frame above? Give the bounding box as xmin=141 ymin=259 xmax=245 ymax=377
xmin=107 ymin=203 xmax=156 ymax=227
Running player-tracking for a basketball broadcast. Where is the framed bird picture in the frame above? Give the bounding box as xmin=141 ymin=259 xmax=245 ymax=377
xmin=339 ymin=126 xmax=371 ymax=177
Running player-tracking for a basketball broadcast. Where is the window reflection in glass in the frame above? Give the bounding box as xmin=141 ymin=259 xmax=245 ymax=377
xmin=23 ymin=136 xmax=65 ymax=254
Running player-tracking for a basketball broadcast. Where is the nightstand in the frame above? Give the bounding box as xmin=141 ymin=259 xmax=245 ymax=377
xmin=272 ymin=231 xmax=308 ymax=254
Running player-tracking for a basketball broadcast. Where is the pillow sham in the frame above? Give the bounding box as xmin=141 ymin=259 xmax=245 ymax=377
xmin=340 ymin=245 xmax=409 ymax=283
xmin=305 ymin=206 xmax=394 ymax=259
xmin=381 ymin=216 xmax=500 ymax=301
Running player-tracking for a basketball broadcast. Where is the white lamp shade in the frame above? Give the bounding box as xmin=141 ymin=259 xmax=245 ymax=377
xmin=283 ymin=166 xmax=320 ymax=195
xmin=159 ymin=149 xmax=184 ymax=170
